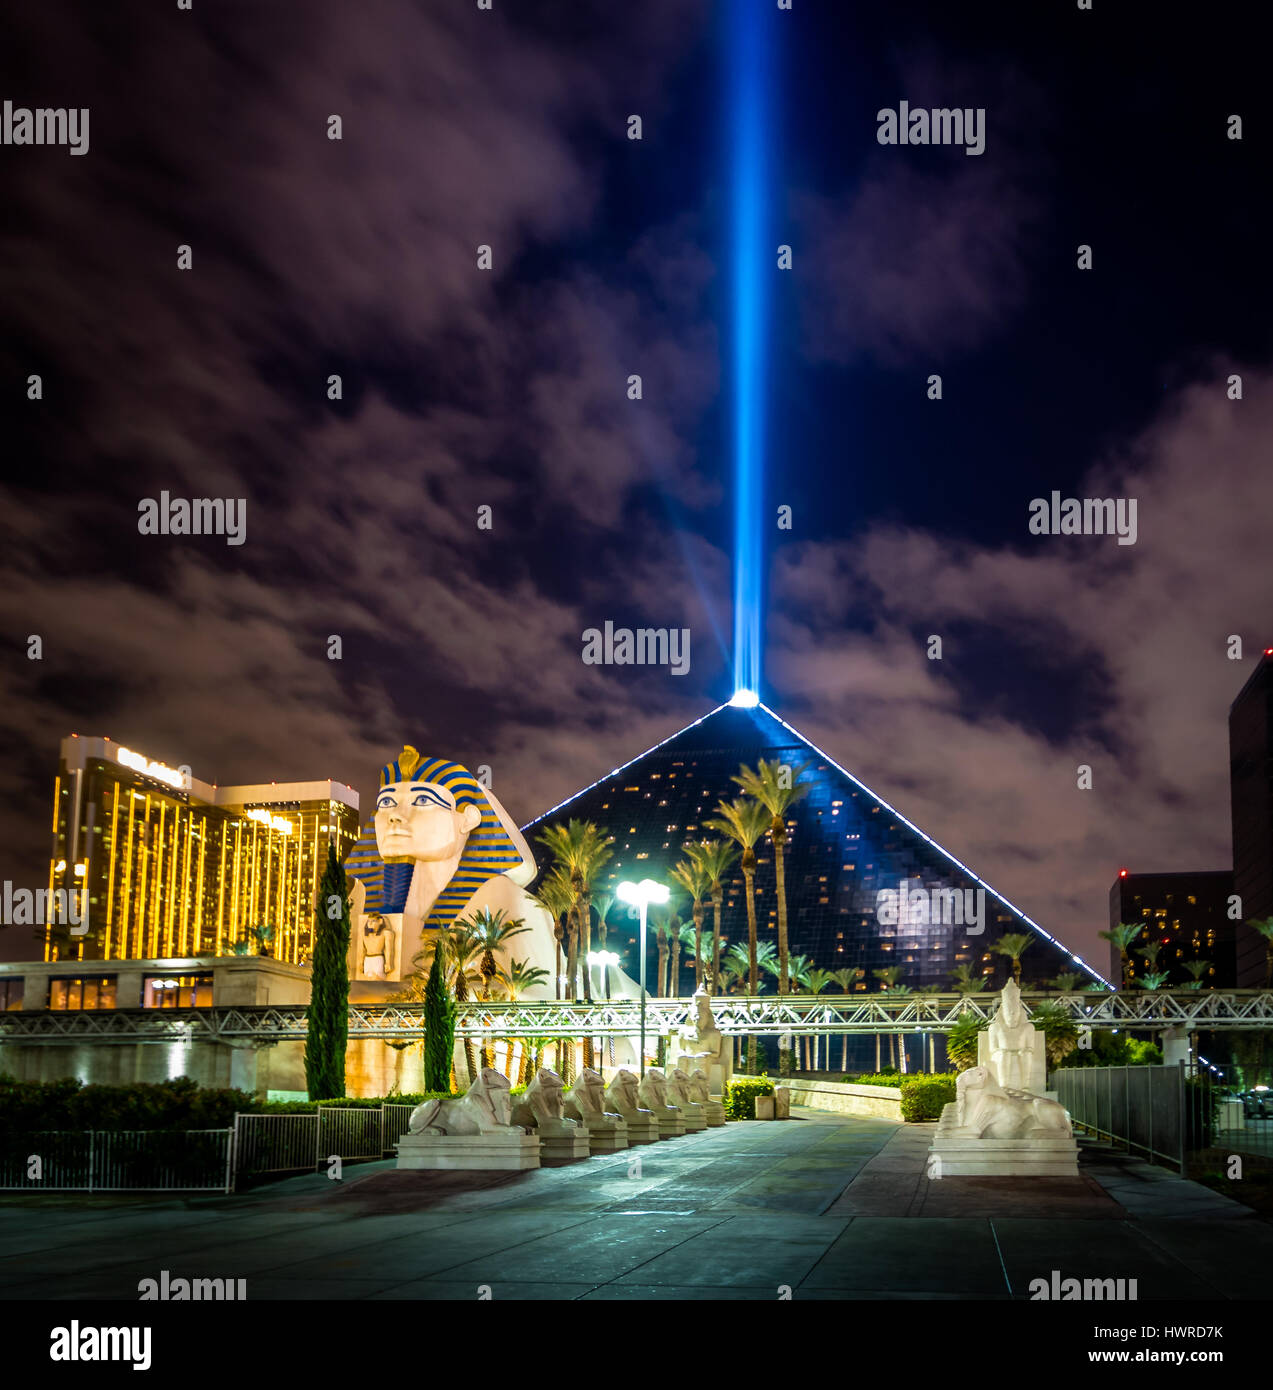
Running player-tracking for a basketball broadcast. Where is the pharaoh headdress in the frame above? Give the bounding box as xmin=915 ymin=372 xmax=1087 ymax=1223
xmin=344 ymin=746 xmax=533 ymax=931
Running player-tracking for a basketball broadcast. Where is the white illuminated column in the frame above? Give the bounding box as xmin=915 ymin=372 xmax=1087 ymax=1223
xmin=616 ymin=879 xmax=669 ymax=1076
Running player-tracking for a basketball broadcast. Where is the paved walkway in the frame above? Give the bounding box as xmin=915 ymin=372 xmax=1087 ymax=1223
xmin=0 ymin=1110 xmax=1268 ymax=1300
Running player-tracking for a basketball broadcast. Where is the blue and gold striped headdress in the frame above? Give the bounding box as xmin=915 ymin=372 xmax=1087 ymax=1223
xmin=344 ymin=746 xmax=523 ymax=931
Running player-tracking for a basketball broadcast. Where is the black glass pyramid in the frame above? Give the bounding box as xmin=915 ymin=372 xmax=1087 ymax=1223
xmin=523 ymin=700 xmax=1108 ymax=999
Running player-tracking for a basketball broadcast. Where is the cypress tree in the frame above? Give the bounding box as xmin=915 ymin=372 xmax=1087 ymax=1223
xmin=305 ymin=843 xmax=351 ymax=1101
xmin=423 ymin=949 xmax=456 ymax=1093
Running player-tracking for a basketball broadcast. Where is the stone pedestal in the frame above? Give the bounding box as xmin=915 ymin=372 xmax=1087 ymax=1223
xmin=927 ymin=1102 xmax=1079 ymax=1177
xmin=579 ymin=1114 xmax=629 ymax=1154
xmin=536 ymin=1118 xmax=592 ymax=1165
xmin=756 ymin=1096 xmax=775 ymax=1120
xmin=614 ymin=1110 xmax=661 ymax=1144
xmin=679 ymin=1102 xmax=707 ymax=1133
xmin=396 ymin=1131 xmax=540 ymax=1171
xmin=652 ymin=1107 xmax=686 ymax=1139
xmin=774 ymin=1087 xmax=791 ymax=1119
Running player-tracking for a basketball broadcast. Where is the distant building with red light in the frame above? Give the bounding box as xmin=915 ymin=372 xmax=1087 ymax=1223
xmin=1107 ymin=870 xmax=1235 ymax=988
xmin=1230 ymin=652 xmax=1273 ymax=986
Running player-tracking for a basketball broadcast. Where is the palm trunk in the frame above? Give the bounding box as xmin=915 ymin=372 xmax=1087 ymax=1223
xmin=456 ymin=978 xmax=477 ymax=1083
xmin=841 ymin=1034 xmax=848 ymax=1072
xmin=566 ymin=924 xmax=579 ymax=1000
xmin=744 ymin=863 xmax=759 ymax=993
xmin=669 ymin=938 xmax=680 ymax=999
xmin=711 ymin=890 xmax=724 ymax=995
xmin=657 ymin=929 xmax=668 ymax=997
xmin=774 ymin=832 xmax=790 ymax=994
xmin=692 ymin=902 xmax=704 ymax=989
xmin=875 ymin=1033 xmax=881 ymax=1071
xmin=580 ymin=898 xmax=593 ymax=1003
xmin=554 ymin=928 xmax=563 ymax=1000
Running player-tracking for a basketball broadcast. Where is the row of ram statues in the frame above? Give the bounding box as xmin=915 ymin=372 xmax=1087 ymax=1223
xmin=396 ymin=1061 xmax=727 ymax=1170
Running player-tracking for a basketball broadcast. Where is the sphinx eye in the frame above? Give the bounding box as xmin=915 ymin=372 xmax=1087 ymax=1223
xmin=376 ymin=794 xmax=397 ymax=809
xmin=411 ymin=791 xmax=451 ymax=810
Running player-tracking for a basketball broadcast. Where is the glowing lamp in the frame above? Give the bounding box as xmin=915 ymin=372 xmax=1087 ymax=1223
xmin=729 ymin=688 xmax=760 ymax=708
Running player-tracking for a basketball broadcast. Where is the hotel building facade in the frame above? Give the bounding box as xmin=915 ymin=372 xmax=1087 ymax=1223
xmin=46 ymin=735 xmax=360 ymax=966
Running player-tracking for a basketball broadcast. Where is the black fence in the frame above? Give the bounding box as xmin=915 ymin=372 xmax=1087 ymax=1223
xmin=1054 ymin=1063 xmax=1271 ymax=1174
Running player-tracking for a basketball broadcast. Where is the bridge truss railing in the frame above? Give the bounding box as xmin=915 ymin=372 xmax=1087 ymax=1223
xmin=3 ymin=990 xmax=1272 ymax=1045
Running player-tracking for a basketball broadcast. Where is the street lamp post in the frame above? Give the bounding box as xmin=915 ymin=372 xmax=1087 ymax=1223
xmin=617 ymin=879 xmax=668 ymax=1076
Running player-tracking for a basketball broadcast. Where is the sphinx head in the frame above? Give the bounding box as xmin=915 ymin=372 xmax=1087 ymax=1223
xmin=477 ymin=1067 xmax=514 ymax=1125
xmin=376 ymin=777 xmax=481 ymax=865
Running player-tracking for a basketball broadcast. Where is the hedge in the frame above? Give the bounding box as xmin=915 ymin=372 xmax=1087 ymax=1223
xmin=724 ymin=1076 xmax=774 ymax=1120
xmin=0 ymin=1076 xmax=466 ymax=1131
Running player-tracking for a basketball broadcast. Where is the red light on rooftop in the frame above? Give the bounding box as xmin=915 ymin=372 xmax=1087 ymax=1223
xmin=1265 ymin=648 xmax=1273 ymax=656
xmin=1119 ymin=868 xmax=1128 ymax=878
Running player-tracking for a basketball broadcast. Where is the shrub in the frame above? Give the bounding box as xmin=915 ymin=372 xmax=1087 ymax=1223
xmin=725 ymin=1076 xmax=774 ymax=1120
xmin=899 ymin=1075 xmax=957 ymax=1122
xmin=945 ymin=1012 xmax=986 ymax=1071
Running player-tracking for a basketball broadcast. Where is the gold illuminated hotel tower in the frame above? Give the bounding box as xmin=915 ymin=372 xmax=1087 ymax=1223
xmin=47 ymin=735 xmax=360 ymax=964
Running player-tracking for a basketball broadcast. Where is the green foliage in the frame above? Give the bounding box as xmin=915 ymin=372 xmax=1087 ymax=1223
xmin=899 ymin=1075 xmax=957 ymax=1121
xmin=0 ymin=1076 xmax=255 ymax=1131
xmin=423 ymin=950 xmax=456 ymax=1092
xmin=724 ymin=1076 xmax=774 ymax=1120
xmin=1027 ymin=1000 xmax=1080 ymax=1065
xmin=945 ymin=1012 xmax=986 ymax=1071
xmin=1055 ymin=1031 xmax=1162 ymax=1068
xmin=842 ymin=1073 xmax=907 ymax=1088
xmin=305 ymin=843 xmax=351 ymax=1101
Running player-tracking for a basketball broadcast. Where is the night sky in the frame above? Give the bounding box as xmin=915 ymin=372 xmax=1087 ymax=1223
xmin=1 ymin=1 xmax=1270 ymax=967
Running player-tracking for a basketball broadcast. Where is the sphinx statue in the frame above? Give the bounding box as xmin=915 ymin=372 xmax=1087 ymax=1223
xmin=979 ymin=978 xmax=1047 ymax=1094
xmin=510 ymin=1067 xmax=590 ymax=1163
xmin=669 ymin=988 xmax=733 ymax=1096
xmin=564 ymin=1067 xmax=629 ymax=1153
xmin=407 ymin=1067 xmax=523 ymax=1136
xmin=687 ymin=1065 xmax=727 ymax=1127
xmin=344 ymin=747 xmax=559 ymax=994
xmin=397 ymin=1067 xmax=541 ymax=1171
xmin=637 ymin=1066 xmax=685 ymax=1139
xmin=945 ymin=1065 xmax=1072 ymax=1140
xmin=604 ymin=1069 xmax=661 ymax=1145
xmin=664 ymin=1065 xmax=707 ymax=1132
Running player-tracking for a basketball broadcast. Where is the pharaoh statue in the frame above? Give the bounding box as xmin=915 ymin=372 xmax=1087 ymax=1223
xmin=344 ymin=746 xmax=558 ymax=993
xmin=979 ymin=979 xmax=1047 ymax=1094
xmin=669 ymin=988 xmax=733 ymax=1096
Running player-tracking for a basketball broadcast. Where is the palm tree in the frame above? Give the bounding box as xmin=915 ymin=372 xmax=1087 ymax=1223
xmin=1140 ymin=970 xmax=1170 ymax=991
xmin=705 ymin=797 xmax=771 ymax=996
xmin=531 ymin=868 xmax=573 ymax=1001
xmin=591 ymin=890 xmax=616 ymax=952
xmin=874 ymin=966 xmax=905 ymax=1070
xmin=1135 ymin=941 xmax=1164 ymax=984
xmin=1182 ymin=959 xmax=1212 ymax=990
xmin=991 ymin=932 xmax=1034 ymax=985
xmin=460 ymin=906 xmax=531 ymax=1069
xmin=653 ymin=906 xmax=670 ymax=997
xmin=496 ymin=957 xmax=550 ymax=1078
xmin=830 ymin=967 xmax=863 ymax=1071
xmin=537 ymin=820 xmax=613 ymax=1008
xmin=674 ymin=920 xmax=704 ymax=998
xmin=462 ymin=908 xmax=531 ymax=1001
xmin=1051 ymin=971 xmax=1082 ymax=994
xmin=688 ymin=839 xmax=739 ymax=993
xmin=670 ymin=856 xmax=712 ymax=991
xmin=804 ymin=968 xmax=834 ymax=1071
xmin=1099 ymin=922 xmax=1143 ymax=988
xmin=949 ymin=963 xmax=986 ymax=994
xmin=1245 ymin=917 xmax=1273 ymax=988
xmin=731 ymin=759 xmax=812 ymax=994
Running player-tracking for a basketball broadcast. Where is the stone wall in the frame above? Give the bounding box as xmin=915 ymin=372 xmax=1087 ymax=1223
xmin=782 ymin=1078 xmax=903 ymax=1120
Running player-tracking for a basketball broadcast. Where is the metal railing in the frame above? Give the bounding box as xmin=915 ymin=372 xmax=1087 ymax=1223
xmin=231 ymin=1112 xmax=319 ymax=1179
xmin=1054 ymin=1062 xmax=1187 ymax=1171
xmin=0 ymin=1129 xmax=233 ymax=1192
xmin=316 ymin=1105 xmax=382 ymax=1164
xmin=381 ymin=1103 xmax=416 ymax=1153
xmin=6 ymin=990 xmax=1273 ymax=1044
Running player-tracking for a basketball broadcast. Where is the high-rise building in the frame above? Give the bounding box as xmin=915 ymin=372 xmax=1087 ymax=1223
xmin=1230 ymin=652 xmax=1273 ymax=987
xmin=47 ymin=735 xmax=360 ymax=964
xmin=524 ymin=701 xmax=1107 ymax=1000
xmin=1107 ymin=870 xmax=1235 ymax=988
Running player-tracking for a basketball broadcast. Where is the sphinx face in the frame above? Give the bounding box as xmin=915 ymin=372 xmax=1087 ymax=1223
xmin=375 ymin=780 xmax=481 ymax=863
